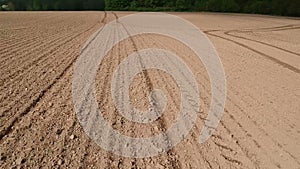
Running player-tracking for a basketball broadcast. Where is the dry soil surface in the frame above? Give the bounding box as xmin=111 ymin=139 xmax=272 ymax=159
xmin=0 ymin=11 xmax=299 ymax=169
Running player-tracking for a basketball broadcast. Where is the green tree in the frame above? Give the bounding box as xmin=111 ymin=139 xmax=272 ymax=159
xmin=286 ymin=0 xmax=300 ymax=16
xmin=207 ymin=0 xmax=222 ymax=12
xmin=3 ymin=0 xmax=300 ymax=16
xmin=221 ymin=0 xmax=239 ymax=12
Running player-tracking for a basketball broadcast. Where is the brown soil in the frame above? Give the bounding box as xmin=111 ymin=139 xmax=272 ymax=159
xmin=0 ymin=11 xmax=299 ymax=168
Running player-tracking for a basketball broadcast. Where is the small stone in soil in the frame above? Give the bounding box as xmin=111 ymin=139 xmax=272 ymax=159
xmin=70 ymin=135 xmax=75 ymax=140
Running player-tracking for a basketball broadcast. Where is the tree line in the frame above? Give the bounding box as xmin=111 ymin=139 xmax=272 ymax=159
xmin=105 ymin=0 xmax=299 ymax=16
xmin=0 ymin=0 xmax=105 ymax=11
xmin=0 ymin=0 xmax=299 ymax=16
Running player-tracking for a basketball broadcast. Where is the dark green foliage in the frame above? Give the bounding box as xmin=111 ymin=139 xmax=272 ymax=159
xmin=1 ymin=0 xmax=299 ymax=16
xmin=105 ymin=0 xmax=300 ymax=16
xmin=3 ymin=0 xmax=105 ymax=11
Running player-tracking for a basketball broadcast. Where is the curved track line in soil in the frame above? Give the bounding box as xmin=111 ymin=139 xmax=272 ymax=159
xmin=204 ymin=30 xmax=300 ymax=165
xmin=206 ymin=29 xmax=300 ymax=146
xmin=152 ymin=34 xmax=270 ymax=165
xmin=2 ymin=12 xmax=299 ymax=168
xmin=267 ymin=26 xmax=300 ymax=32
xmin=174 ymin=41 xmax=299 ymax=167
xmin=224 ymin=27 xmax=300 ymax=57
xmin=239 ymin=24 xmax=300 ymax=32
xmin=204 ymin=30 xmax=300 ymax=74
xmin=0 ymin=12 xmax=108 ymax=141
xmin=165 ymin=31 xmax=299 ymax=166
xmin=244 ymin=26 xmax=300 ymax=32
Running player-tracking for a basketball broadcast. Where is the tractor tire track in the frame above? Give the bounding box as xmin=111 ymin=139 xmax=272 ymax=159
xmin=204 ymin=29 xmax=300 ymax=166
xmin=224 ymin=25 xmax=300 ymax=57
xmin=204 ymin=30 xmax=300 ymax=74
xmin=1 ymin=12 xmax=300 ymax=168
xmin=112 ymin=11 xmax=183 ymax=168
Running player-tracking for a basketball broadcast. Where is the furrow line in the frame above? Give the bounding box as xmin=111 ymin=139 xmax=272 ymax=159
xmin=204 ymin=31 xmax=300 ymax=74
xmin=224 ymin=30 xmax=300 ymax=57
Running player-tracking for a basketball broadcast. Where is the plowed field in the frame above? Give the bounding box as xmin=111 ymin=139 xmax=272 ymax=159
xmin=0 ymin=12 xmax=299 ymax=168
